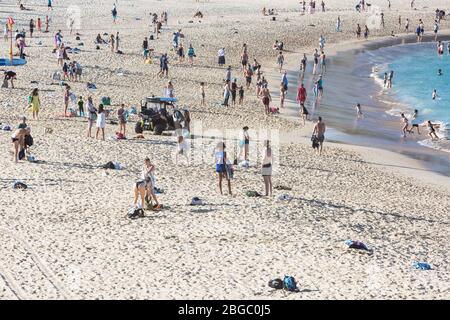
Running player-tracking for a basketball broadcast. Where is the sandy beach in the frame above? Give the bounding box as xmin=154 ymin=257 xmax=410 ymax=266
xmin=0 ymin=0 xmax=449 ymax=300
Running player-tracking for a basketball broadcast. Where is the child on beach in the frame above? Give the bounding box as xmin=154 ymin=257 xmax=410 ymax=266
xmin=401 ymin=113 xmax=409 ymax=137
xmin=238 ymin=86 xmax=244 ymax=105
xmin=277 ymin=51 xmax=284 ymax=73
xmin=96 ymin=104 xmax=106 ymax=141
xmin=117 ymin=104 xmax=127 ymax=136
xmin=78 ymin=96 xmax=84 ymax=117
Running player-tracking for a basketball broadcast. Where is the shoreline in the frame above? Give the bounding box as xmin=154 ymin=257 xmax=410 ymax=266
xmin=266 ymin=30 xmax=450 ymax=188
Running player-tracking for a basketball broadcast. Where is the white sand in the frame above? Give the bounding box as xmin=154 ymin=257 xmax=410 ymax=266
xmin=0 ymin=0 xmax=449 ymax=299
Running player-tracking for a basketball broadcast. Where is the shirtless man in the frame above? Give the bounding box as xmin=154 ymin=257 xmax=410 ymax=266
xmin=260 ymin=85 xmax=272 ymax=115
xmin=408 ymin=109 xmax=420 ymax=134
xmin=312 ymin=117 xmax=326 ymax=155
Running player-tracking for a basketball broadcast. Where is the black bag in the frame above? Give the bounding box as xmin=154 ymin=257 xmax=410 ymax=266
xmin=268 ymin=278 xmax=283 ymax=290
xmin=25 ymin=134 xmax=33 ymax=147
xmin=102 ymin=161 xmax=115 ymax=169
xmin=127 ymin=207 xmax=144 ymax=219
xmin=311 ymin=135 xmax=319 ymax=149
xmin=18 ymin=148 xmax=26 ymax=160
xmin=135 ymin=121 xmax=143 ymax=134
xmin=13 ymin=181 xmax=28 ymax=190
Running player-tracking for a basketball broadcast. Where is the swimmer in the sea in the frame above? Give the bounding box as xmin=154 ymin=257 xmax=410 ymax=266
xmin=438 ymin=69 xmax=443 ymax=76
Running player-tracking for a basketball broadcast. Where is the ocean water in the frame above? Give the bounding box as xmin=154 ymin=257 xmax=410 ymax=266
xmin=373 ymin=42 xmax=450 ymax=152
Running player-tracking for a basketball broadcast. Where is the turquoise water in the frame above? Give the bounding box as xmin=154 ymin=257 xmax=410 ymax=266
xmin=373 ymin=42 xmax=450 ymax=152
xmin=386 ymin=43 xmax=449 ymax=129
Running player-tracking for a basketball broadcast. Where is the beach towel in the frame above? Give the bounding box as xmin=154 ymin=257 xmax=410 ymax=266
xmin=413 ymin=262 xmax=432 ymax=270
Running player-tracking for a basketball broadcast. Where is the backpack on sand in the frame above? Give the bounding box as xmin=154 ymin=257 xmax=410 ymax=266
xmin=268 ymin=278 xmax=284 ymax=290
xmin=127 ymin=207 xmax=144 ymax=219
xmin=283 ymin=276 xmax=299 ymax=292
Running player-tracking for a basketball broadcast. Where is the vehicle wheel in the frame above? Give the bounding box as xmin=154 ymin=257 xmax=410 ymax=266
xmin=154 ymin=124 xmax=165 ymax=135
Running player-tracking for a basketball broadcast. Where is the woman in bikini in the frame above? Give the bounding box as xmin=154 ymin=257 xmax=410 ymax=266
xmin=134 ymin=157 xmax=161 ymax=209
xmin=11 ymin=128 xmax=28 ymax=163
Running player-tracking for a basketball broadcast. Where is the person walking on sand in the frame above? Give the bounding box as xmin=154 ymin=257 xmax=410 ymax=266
xmin=277 ymin=51 xmax=284 ymax=73
xmin=86 ymin=96 xmax=97 ymax=138
xmin=401 ymin=113 xmax=409 ymax=137
xmin=319 ymin=35 xmax=325 ymax=50
xmin=47 ymin=0 xmax=53 ymax=11
xmin=238 ymin=126 xmax=250 ymax=162
xmin=312 ymin=117 xmax=326 ymax=155
xmin=336 ymin=16 xmax=341 ymax=32
xmin=262 ymin=140 xmax=273 ymax=197
xmin=320 ymin=50 xmax=326 ymax=74
xmin=282 ymin=70 xmax=289 ymax=91
xmin=434 ymin=21 xmax=439 ymax=41
xmin=112 ymin=4 xmax=118 ymax=24
xmin=37 ymin=17 xmax=42 ymax=32
xmin=214 ymin=142 xmax=232 ymax=195
xmin=300 ymin=102 xmax=309 ymax=125
xmin=364 ymin=25 xmax=369 ymax=39
xmin=279 ymin=82 xmax=286 ymax=109
xmin=261 ymin=85 xmax=272 ymax=115
xmin=187 ymin=44 xmax=195 ymax=65
xmin=239 ymin=86 xmax=245 ymax=105
xmin=200 ymin=82 xmax=206 ymax=107
xmin=96 ymin=104 xmax=106 ymax=141
xmin=115 ymin=32 xmax=120 ymax=52
xmin=222 ymin=80 xmax=231 ymax=106
xmin=312 ymin=49 xmax=319 ymax=74
xmin=218 ymin=47 xmax=226 ymax=66
xmin=29 ymin=19 xmax=35 ymax=38
xmin=109 ymin=34 xmax=115 ymax=53
xmin=356 ymin=23 xmax=361 ymax=39
xmin=118 ymin=103 xmax=127 ymax=136
xmin=29 ymin=88 xmax=41 ymax=120
xmin=297 ymin=82 xmax=307 ymax=104
xmin=63 ymin=85 xmax=71 ymax=117
xmin=231 ymin=78 xmax=238 ymax=106
xmin=405 ymin=18 xmax=410 ymax=33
